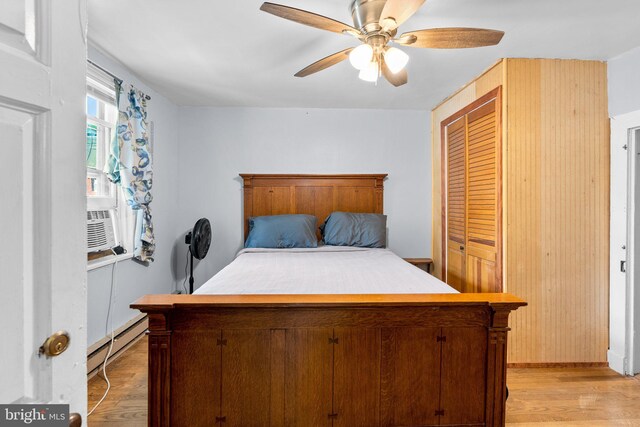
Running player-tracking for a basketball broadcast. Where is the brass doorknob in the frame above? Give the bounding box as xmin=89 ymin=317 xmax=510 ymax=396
xmin=39 ymin=330 xmax=70 ymax=357
xmin=69 ymin=413 xmax=82 ymax=427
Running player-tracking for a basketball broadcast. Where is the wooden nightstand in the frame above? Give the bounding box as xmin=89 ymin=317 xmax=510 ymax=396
xmin=403 ymin=258 xmax=434 ymax=274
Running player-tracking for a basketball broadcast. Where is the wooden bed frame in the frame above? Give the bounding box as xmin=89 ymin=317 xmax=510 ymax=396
xmin=132 ymin=174 xmax=526 ymax=427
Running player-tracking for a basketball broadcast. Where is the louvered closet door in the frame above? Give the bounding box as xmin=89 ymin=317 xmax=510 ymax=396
xmin=446 ymin=118 xmax=467 ymax=291
xmin=465 ymin=100 xmax=499 ymax=292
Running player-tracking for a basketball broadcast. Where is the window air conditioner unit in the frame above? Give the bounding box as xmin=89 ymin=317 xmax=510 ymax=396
xmin=87 ymin=210 xmax=116 ymax=252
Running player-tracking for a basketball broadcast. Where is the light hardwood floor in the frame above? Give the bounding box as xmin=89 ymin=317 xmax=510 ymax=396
xmin=88 ymin=336 xmax=640 ymax=426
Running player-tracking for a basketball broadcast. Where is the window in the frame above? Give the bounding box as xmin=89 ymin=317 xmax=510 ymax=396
xmin=86 ymin=92 xmax=116 ymax=203
xmin=86 ymin=62 xmax=133 ymax=267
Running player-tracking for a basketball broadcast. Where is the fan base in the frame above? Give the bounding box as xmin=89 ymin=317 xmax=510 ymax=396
xmin=350 ymin=0 xmax=386 ymax=33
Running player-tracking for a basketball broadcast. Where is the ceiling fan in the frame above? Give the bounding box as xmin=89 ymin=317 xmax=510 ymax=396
xmin=260 ymin=0 xmax=504 ymax=87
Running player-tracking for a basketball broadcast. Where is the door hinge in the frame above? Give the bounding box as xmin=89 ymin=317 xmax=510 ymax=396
xmin=437 ymin=335 xmax=447 ymax=343
xmin=328 ymin=413 xmax=338 ymax=420
xmin=435 ymin=409 xmax=445 ymax=416
xmin=328 ymin=337 xmax=339 ymax=344
xmin=217 ymin=338 xmax=227 ymax=346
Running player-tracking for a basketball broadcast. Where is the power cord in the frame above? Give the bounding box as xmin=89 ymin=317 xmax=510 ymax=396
xmin=181 ymin=247 xmax=190 ymax=294
xmin=88 ymin=254 xmax=118 ymax=416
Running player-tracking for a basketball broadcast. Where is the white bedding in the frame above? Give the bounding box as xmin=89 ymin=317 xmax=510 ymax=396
xmin=195 ymin=246 xmax=457 ymax=295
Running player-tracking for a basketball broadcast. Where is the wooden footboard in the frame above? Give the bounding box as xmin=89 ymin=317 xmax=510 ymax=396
xmin=132 ymin=293 xmax=526 ymax=427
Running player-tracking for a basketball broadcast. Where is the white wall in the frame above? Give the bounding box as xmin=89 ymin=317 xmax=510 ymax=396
xmin=609 ymin=46 xmax=640 ymax=117
xmin=87 ymin=46 xmax=181 ymax=346
xmin=177 ymin=107 xmax=431 ymax=290
xmin=608 ymin=45 xmax=640 ymax=374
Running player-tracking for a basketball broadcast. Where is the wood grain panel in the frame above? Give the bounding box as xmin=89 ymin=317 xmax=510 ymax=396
xmin=447 ymin=241 xmax=464 ymax=292
xmin=295 ymin=186 xmax=333 ymax=238
xmin=220 ymin=330 xmax=272 ymax=426
xmin=134 ymin=296 xmax=525 ymax=427
xmin=440 ymin=327 xmax=487 ymax=425
xmin=333 ymin=328 xmax=380 ymax=426
xmin=89 ymin=338 xmax=640 ymax=427
xmin=467 ymin=100 xmax=497 ymax=247
xmin=241 ymin=174 xmax=386 ymax=240
xmin=432 ymin=58 xmax=608 ymax=364
xmin=433 ymin=85 xmax=478 ymax=280
xmin=503 ymin=59 xmax=541 ymax=364
xmin=270 ymin=330 xmax=286 ymax=426
xmin=447 ymin=118 xmax=466 ymax=245
xmin=475 ymin=60 xmax=505 ymax=99
xmin=466 ymin=98 xmax=500 ymax=293
xmin=335 ymin=187 xmax=375 ymax=213
xmin=441 ymin=89 xmax=501 ymax=293
xmin=170 ymin=331 xmax=218 ymax=426
xmin=380 ymin=328 xmax=441 ymax=426
xmin=271 ymin=187 xmax=292 ymax=215
xmin=505 ymin=59 xmax=609 ymax=364
xmin=252 ymin=187 xmax=273 ymax=218
xmin=284 ymin=328 xmax=333 ymax=426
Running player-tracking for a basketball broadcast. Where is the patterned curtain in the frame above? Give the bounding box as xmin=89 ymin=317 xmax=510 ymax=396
xmin=105 ymin=81 xmax=155 ymax=262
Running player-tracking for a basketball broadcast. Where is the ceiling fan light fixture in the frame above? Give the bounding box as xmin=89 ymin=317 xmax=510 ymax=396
xmin=349 ymin=44 xmax=374 ymax=70
xmin=358 ymin=60 xmax=379 ymax=83
xmin=384 ymin=47 xmax=409 ymax=74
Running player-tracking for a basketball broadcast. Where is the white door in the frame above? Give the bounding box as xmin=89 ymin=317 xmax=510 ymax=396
xmin=0 ymin=0 xmax=88 ymax=420
xmin=632 ymin=128 xmax=640 ymax=375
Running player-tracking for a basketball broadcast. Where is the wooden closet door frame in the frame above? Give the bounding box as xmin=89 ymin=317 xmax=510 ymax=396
xmin=440 ymin=86 xmax=503 ymax=289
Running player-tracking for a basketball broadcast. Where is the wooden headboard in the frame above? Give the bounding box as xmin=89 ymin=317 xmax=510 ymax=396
xmin=240 ymin=174 xmax=387 ymax=240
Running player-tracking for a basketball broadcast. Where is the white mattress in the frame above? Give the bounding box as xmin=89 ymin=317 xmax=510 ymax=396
xmin=195 ymin=246 xmax=458 ymax=295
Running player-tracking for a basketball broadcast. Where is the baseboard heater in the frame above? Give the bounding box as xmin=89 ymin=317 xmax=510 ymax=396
xmin=87 ymin=313 xmax=148 ymax=379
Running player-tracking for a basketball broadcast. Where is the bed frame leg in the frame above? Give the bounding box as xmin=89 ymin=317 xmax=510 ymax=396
xmin=486 ymin=307 xmax=512 ymax=427
xmin=147 ymin=312 xmax=171 ymax=427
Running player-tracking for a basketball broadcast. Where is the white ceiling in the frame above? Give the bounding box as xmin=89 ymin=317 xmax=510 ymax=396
xmin=88 ymin=0 xmax=640 ymax=110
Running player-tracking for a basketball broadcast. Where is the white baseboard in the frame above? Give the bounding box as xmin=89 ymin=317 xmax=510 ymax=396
xmin=87 ymin=314 xmax=147 ymax=378
xmin=607 ymin=349 xmax=626 ymax=375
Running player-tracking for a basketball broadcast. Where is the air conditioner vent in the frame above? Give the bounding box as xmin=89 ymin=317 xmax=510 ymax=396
xmin=87 ymin=209 xmax=116 ymax=252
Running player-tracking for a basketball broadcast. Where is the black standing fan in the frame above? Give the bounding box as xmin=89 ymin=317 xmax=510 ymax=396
xmin=184 ymin=218 xmax=212 ymax=294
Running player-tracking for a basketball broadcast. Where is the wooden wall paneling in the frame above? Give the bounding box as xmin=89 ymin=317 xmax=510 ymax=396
xmin=504 ymin=59 xmax=609 ymax=364
xmin=333 ymin=328 xmax=381 ymax=426
xmin=475 ymin=60 xmax=504 ymax=99
xmin=220 ymin=330 xmax=272 ymax=426
xmin=284 ymin=328 xmax=333 ymax=426
xmin=380 ymin=328 xmax=441 ymax=426
xmin=169 ymin=331 xmax=218 ymax=426
xmin=505 ymin=58 xmax=544 ymax=364
xmin=433 ymin=59 xmax=608 ymax=364
xmin=440 ymin=327 xmax=487 ymax=425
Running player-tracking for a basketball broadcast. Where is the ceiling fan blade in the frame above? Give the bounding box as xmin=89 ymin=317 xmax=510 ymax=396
xmin=381 ymin=60 xmax=408 ymax=87
xmin=393 ymin=34 xmax=418 ymax=46
xmin=379 ymin=0 xmax=425 ymax=32
xmin=294 ymin=48 xmax=354 ymax=77
xmin=401 ymin=28 xmax=505 ymax=49
xmin=260 ymin=2 xmax=359 ymax=35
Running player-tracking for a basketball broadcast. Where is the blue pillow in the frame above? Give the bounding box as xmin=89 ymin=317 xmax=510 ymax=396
xmin=245 ymin=214 xmax=318 ymax=248
xmin=321 ymin=212 xmax=387 ymax=248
